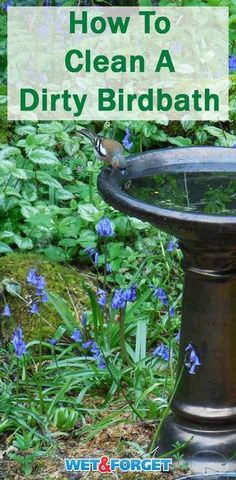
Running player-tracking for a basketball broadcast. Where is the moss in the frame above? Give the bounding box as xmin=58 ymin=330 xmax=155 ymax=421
xmin=0 ymin=85 xmax=11 ymax=143
xmin=0 ymin=253 xmax=90 ymax=341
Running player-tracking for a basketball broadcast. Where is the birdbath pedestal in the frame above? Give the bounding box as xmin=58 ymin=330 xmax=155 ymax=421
xmin=98 ymin=147 xmax=236 ymax=474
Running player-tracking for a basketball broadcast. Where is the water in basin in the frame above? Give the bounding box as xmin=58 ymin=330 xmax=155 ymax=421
xmin=123 ymin=172 xmax=236 ymax=215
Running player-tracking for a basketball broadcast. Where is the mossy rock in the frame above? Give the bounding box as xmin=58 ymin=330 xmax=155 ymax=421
xmin=0 ymin=253 xmax=90 ymax=341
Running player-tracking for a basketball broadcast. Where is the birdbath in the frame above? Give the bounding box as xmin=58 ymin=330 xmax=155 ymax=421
xmin=98 ymin=146 xmax=236 ymax=474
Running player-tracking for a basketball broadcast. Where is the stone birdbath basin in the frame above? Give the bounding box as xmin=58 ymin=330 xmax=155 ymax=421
xmin=98 ymin=146 xmax=236 ymax=474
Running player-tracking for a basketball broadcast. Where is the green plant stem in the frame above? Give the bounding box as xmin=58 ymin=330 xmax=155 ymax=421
xmin=38 ymin=315 xmax=44 ymax=414
xmin=99 ymin=346 xmax=143 ymax=420
xmin=89 ymin=171 xmax=93 ymax=203
xmin=23 ymin=356 xmax=31 ymax=408
xmin=148 ymin=361 xmax=185 ymax=455
xmin=119 ymin=307 xmax=131 ymax=365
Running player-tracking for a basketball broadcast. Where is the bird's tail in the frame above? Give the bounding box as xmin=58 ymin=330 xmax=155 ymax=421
xmin=79 ymin=128 xmax=98 ymax=145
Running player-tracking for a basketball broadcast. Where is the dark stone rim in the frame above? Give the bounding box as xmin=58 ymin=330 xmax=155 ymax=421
xmin=98 ymin=146 xmax=236 ymax=229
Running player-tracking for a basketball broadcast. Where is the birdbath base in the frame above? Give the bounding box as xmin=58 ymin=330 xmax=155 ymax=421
xmin=98 ymin=147 xmax=236 ymax=474
xmin=159 ymin=415 xmax=236 ymax=473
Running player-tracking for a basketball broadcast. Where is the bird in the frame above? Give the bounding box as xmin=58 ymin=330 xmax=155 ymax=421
xmin=79 ymin=128 xmax=127 ymax=170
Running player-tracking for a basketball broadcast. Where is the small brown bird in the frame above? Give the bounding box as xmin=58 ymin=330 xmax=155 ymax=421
xmin=79 ymin=128 xmax=127 ymax=170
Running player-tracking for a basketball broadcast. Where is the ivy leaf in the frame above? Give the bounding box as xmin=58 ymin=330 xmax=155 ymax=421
xmin=28 ymin=149 xmax=59 ymax=165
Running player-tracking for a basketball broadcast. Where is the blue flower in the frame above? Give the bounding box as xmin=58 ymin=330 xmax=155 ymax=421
xmin=229 ymin=55 xmax=236 ymax=73
xmin=97 ymin=356 xmax=106 ymax=369
xmin=106 ymin=263 xmax=112 ymax=273
xmin=96 ymin=289 xmax=107 ymax=307
xmin=41 ymin=292 xmax=48 ymax=303
xmin=81 ymin=312 xmax=88 ymax=327
xmin=30 ymin=302 xmax=39 ymax=314
xmin=71 ymin=329 xmax=82 ymax=342
xmin=153 ymin=343 xmax=169 ymax=361
xmin=122 ymin=127 xmax=133 ymax=150
xmin=185 ymin=343 xmax=201 ymax=374
xmin=167 ymin=239 xmax=175 ymax=252
xmin=111 ymin=288 xmax=126 ymax=309
xmin=90 ymin=342 xmax=106 ymax=369
xmin=154 ymin=287 xmax=168 ymax=306
xmin=167 ymin=237 xmax=179 ymax=252
xmin=169 ymin=306 xmax=175 ymax=317
xmin=27 ymin=269 xmax=37 ymax=285
xmin=84 ymin=247 xmax=99 ymax=264
xmin=2 ymin=304 xmax=11 ymax=317
xmin=96 ymin=218 xmax=114 ymax=238
xmin=175 ymin=330 xmax=180 ymax=342
xmin=27 ymin=269 xmax=46 ymax=294
xmin=112 ymin=285 xmax=137 ymax=309
xmin=12 ymin=327 xmax=27 ymax=358
xmin=2 ymin=0 xmax=14 ymax=11
xmin=82 ymin=340 xmax=93 ymax=349
xmin=124 ymin=284 xmax=137 ymax=302
xmin=48 ymin=338 xmax=58 ymax=346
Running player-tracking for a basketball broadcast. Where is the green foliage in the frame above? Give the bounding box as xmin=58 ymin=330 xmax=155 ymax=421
xmin=0 ymin=252 xmax=89 ymax=340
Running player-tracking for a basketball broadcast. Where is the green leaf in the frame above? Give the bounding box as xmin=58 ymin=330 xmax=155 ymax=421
xmin=28 ymin=149 xmax=59 ymax=165
xmin=0 ymin=241 xmax=13 ymax=253
xmin=15 ymin=125 xmax=37 ymax=136
xmin=14 ymin=235 xmax=33 ymax=250
xmin=48 ymin=292 xmax=77 ymax=331
xmin=167 ymin=136 xmax=192 ymax=147
xmin=2 ymin=278 xmax=21 ymax=296
xmin=77 ymin=204 xmax=101 ymax=222
xmin=78 ymin=229 xmax=97 ymax=248
xmin=36 ymin=172 xmax=63 ymax=189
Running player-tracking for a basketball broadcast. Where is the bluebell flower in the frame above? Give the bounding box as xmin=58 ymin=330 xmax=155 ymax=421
xmin=175 ymin=330 xmax=180 ymax=342
xmin=167 ymin=239 xmax=175 ymax=252
xmin=90 ymin=342 xmax=106 ymax=369
xmin=167 ymin=237 xmax=179 ymax=252
xmin=97 ymin=356 xmax=106 ymax=369
xmin=2 ymin=304 xmax=11 ymax=317
xmin=30 ymin=302 xmax=39 ymax=314
xmin=82 ymin=340 xmax=93 ymax=349
xmin=154 ymin=287 xmax=168 ymax=306
xmin=96 ymin=218 xmax=114 ymax=238
xmin=185 ymin=343 xmax=201 ymax=374
xmin=27 ymin=269 xmax=37 ymax=285
xmin=106 ymin=263 xmax=112 ymax=273
xmin=41 ymin=292 xmax=48 ymax=303
xmin=111 ymin=288 xmax=126 ymax=309
xmin=169 ymin=306 xmax=175 ymax=317
xmin=71 ymin=329 xmax=82 ymax=342
xmin=27 ymin=269 xmax=46 ymax=294
xmin=84 ymin=247 xmax=99 ymax=264
xmin=12 ymin=327 xmax=27 ymax=358
xmin=81 ymin=312 xmax=88 ymax=327
xmin=122 ymin=127 xmax=133 ymax=150
xmin=229 ymin=55 xmax=236 ymax=73
xmin=153 ymin=343 xmax=169 ymax=361
xmin=124 ymin=284 xmax=137 ymax=302
xmin=84 ymin=247 xmax=97 ymax=257
xmin=96 ymin=289 xmax=107 ymax=307
xmin=48 ymin=338 xmax=58 ymax=346
xmin=2 ymin=0 xmax=14 ymax=11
